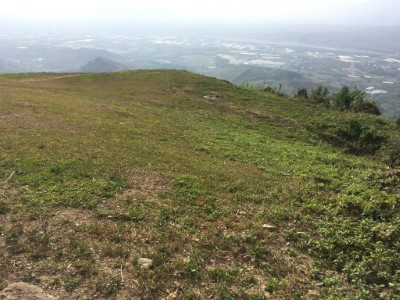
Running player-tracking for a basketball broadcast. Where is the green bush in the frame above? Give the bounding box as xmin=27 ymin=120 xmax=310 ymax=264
xmin=333 ymin=86 xmax=351 ymax=109
xmin=296 ymin=85 xmax=381 ymax=115
xmin=316 ymin=118 xmax=386 ymax=155
xmin=333 ymin=86 xmax=380 ymax=115
xmin=351 ymin=98 xmax=381 ymax=115
xmin=336 ymin=119 xmax=386 ymax=154
xmin=310 ymin=85 xmax=330 ymax=105
xmin=387 ymin=139 xmax=400 ymax=167
xmin=294 ymin=87 xmax=308 ymax=100
xmin=263 ymin=84 xmax=286 ymax=97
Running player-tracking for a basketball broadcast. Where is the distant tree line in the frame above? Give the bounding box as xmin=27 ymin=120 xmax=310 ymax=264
xmin=293 ymin=85 xmax=381 ymax=115
xmin=263 ymin=84 xmax=286 ymax=98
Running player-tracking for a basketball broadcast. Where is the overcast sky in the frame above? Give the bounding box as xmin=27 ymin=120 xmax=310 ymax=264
xmin=1 ymin=0 xmax=399 ymax=26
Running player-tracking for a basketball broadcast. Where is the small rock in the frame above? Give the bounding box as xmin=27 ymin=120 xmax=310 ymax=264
xmin=243 ymin=255 xmax=252 ymax=262
xmin=0 ymin=282 xmax=57 ymax=300
xmin=165 ymin=289 xmax=178 ymax=300
xmin=203 ymin=94 xmax=220 ymax=100
xmin=138 ymin=258 xmax=153 ymax=269
xmin=307 ymin=290 xmax=320 ymax=298
xmin=262 ymin=224 xmax=277 ymax=231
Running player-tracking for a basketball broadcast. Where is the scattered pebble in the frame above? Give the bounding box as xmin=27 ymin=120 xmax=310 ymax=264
xmin=243 ymin=255 xmax=252 ymax=262
xmin=138 ymin=258 xmax=153 ymax=269
xmin=262 ymin=224 xmax=277 ymax=231
xmin=307 ymin=290 xmax=320 ymax=298
xmin=203 ymin=94 xmax=220 ymax=100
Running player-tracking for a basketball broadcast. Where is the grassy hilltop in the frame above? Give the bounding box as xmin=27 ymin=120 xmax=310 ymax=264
xmin=0 ymin=70 xmax=399 ymax=299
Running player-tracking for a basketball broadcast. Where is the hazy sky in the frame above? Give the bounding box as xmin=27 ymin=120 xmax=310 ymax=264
xmin=1 ymin=0 xmax=399 ymax=26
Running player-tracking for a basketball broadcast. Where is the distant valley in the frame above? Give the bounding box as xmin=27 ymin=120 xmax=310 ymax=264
xmin=1 ymin=27 xmax=399 ymax=118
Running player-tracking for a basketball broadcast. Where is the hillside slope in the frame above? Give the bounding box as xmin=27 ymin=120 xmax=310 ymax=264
xmin=0 ymin=70 xmax=399 ymax=299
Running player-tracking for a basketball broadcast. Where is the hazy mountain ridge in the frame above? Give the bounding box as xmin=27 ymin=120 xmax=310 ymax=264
xmin=79 ymin=56 xmax=129 ymax=73
xmin=210 ymin=66 xmax=313 ymax=92
xmin=0 ymin=41 xmax=124 ymax=72
xmin=247 ymin=26 xmax=400 ymax=54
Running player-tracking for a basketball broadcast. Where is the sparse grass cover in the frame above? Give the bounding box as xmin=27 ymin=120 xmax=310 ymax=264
xmin=0 ymin=70 xmax=399 ymax=299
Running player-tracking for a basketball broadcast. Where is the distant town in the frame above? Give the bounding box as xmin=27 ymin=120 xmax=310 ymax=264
xmin=1 ymin=31 xmax=399 ymax=117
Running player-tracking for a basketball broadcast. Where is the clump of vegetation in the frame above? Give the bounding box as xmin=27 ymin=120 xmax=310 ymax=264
xmin=303 ymin=165 xmax=400 ymax=299
xmin=333 ymin=86 xmax=380 ymax=115
xmin=386 ymin=139 xmax=400 ymax=167
xmin=0 ymin=202 xmax=10 ymax=215
xmin=334 ymin=118 xmax=386 ymax=154
xmin=315 ymin=118 xmax=387 ymax=155
xmin=295 ymin=85 xmax=381 ymax=115
xmin=263 ymin=83 xmax=286 ymax=97
xmin=294 ymin=87 xmax=309 ymax=100
xmin=310 ymin=85 xmax=330 ymax=105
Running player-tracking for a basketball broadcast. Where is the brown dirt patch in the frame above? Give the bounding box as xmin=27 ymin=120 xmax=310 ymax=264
xmin=122 ymin=170 xmax=172 ymax=199
xmin=15 ymin=75 xmax=80 ymax=83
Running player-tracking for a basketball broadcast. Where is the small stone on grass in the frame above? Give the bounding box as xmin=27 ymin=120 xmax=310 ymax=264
xmin=138 ymin=258 xmax=153 ymax=269
xmin=262 ymin=224 xmax=277 ymax=231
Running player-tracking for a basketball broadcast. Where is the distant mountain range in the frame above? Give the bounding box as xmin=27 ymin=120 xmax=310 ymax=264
xmin=240 ymin=25 xmax=400 ymax=55
xmin=208 ymin=66 xmax=313 ymax=92
xmin=0 ymin=46 xmax=126 ymax=73
xmin=79 ymin=57 xmax=130 ymax=73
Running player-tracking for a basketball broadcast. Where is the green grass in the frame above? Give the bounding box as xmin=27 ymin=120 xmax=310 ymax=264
xmin=0 ymin=70 xmax=399 ymax=299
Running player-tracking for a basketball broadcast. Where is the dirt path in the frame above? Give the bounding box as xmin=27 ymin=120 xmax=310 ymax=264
xmin=16 ymin=74 xmax=80 ymax=83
